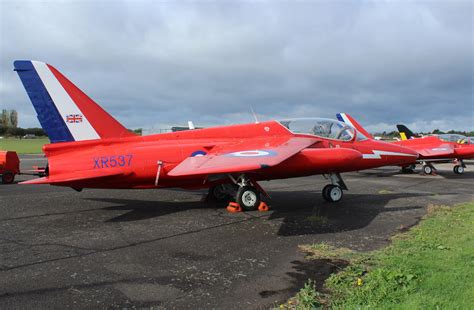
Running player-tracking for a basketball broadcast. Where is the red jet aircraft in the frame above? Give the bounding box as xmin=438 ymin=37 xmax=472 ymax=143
xmin=395 ymin=124 xmax=474 ymax=175
xmin=14 ymin=60 xmax=418 ymax=210
xmin=337 ymin=113 xmax=474 ymax=176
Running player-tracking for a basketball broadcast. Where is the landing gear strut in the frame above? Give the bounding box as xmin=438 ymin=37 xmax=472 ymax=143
xmin=322 ymin=173 xmax=347 ymax=203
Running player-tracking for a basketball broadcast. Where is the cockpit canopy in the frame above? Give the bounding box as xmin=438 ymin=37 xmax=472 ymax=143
xmin=278 ymin=118 xmax=368 ymax=141
xmin=436 ymin=134 xmax=467 ymax=143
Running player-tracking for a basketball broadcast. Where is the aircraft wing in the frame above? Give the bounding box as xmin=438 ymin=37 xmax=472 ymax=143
xmin=415 ymin=146 xmax=455 ymax=157
xmin=168 ymin=136 xmax=318 ymax=177
xmin=20 ymin=169 xmax=126 ymax=185
xmin=397 ymin=137 xmax=455 ymax=158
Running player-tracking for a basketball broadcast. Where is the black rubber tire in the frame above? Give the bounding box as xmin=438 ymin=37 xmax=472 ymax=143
xmin=423 ymin=165 xmax=433 ymax=175
xmin=209 ymin=185 xmax=230 ymax=202
xmin=453 ymin=166 xmax=464 ymax=175
xmin=322 ymin=184 xmax=333 ymax=202
xmin=326 ymin=185 xmax=343 ymax=203
xmin=236 ymin=186 xmax=261 ymax=211
xmin=2 ymin=172 xmax=15 ymax=184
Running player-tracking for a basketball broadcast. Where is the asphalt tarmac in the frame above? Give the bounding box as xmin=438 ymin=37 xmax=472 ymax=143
xmin=1 ymin=155 xmax=473 ymax=309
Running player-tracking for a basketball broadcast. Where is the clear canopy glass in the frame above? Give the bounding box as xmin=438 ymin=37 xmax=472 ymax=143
xmin=278 ymin=118 xmax=366 ymax=141
xmin=436 ymin=134 xmax=467 ymax=143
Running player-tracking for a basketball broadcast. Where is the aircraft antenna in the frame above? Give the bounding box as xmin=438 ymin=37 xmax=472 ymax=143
xmin=250 ymin=106 xmax=259 ymax=124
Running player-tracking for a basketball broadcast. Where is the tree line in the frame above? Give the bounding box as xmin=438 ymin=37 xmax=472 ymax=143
xmin=374 ymin=129 xmax=474 ymax=138
xmin=1 ymin=109 xmax=46 ymax=137
xmin=1 ymin=109 xmax=18 ymax=128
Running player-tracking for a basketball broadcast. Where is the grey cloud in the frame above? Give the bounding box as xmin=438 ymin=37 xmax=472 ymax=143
xmin=0 ymin=0 xmax=472 ymax=132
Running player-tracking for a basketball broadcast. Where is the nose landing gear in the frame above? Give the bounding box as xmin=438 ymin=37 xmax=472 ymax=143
xmin=322 ymin=173 xmax=347 ymax=203
xmin=453 ymin=165 xmax=464 ymax=174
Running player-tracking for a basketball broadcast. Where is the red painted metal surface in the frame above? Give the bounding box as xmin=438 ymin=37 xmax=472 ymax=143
xmin=395 ymin=136 xmax=474 ymax=161
xmin=21 ymin=120 xmax=418 ymax=189
xmin=0 ymin=151 xmax=20 ymax=175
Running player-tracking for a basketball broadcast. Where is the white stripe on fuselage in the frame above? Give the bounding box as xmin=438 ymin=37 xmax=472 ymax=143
xmin=32 ymin=61 xmax=100 ymax=141
xmin=362 ymin=150 xmax=417 ymax=159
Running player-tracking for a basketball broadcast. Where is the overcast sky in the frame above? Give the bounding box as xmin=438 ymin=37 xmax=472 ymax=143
xmin=1 ymin=0 xmax=472 ymax=133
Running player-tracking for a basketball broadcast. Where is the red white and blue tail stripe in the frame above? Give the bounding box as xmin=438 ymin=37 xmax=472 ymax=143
xmin=14 ymin=60 xmax=135 ymax=143
xmin=336 ymin=113 xmax=374 ymax=139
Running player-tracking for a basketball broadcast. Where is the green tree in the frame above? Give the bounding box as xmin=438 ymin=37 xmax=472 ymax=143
xmin=10 ymin=110 xmax=18 ymax=128
xmin=1 ymin=109 xmax=10 ymax=128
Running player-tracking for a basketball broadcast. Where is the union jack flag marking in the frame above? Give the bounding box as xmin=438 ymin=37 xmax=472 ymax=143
xmin=65 ymin=114 xmax=83 ymax=123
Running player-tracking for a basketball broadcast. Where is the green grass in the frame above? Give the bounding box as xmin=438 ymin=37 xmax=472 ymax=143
xmin=290 ymin=202 xmax=474 ymax=309
xmin=0 ymin=138 xmax=49 ymax=154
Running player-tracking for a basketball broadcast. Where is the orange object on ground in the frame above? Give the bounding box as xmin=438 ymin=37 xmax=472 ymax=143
xmin=226 ymin=202 xmax=242 ymax=213
xmin=258 ymin=202 xmax=269 ymax=212
xmin=0 ymin=151 xmax=20 ymax=184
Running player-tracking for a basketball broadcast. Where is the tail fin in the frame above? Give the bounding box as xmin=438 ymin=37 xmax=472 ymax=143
xmin=336 ymin=113 xmax=374 ymax=139
xmin=396 ymin=124 xmax=416 ymax=140
xmin=14 ymin=60 xmax=136 ymax=143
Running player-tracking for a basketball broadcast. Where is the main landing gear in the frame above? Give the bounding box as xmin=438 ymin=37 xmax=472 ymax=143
xmin=421 ymin=160 xmax=466 ymax=175
xmin=236 ymin=186 xmax=261 ymax=211
xmin=211 ymin=173 xmax=349 ymax=212
xmin=422 ymin=163 xmax=436 ymax=175
xmin=401 ymin=164 xmax=416 ymax=174
xmin=453 ymin=160 xmax=466 ymax=175
xmin=322 ymin=173 xmax=347 ymax=203
xmin=208 ymin=175 xmax=267 ymax=212
xmin=231 ymin=175 xmax=263 ymax=211
xmin=208 ymin=183 xmax=237 ymax=202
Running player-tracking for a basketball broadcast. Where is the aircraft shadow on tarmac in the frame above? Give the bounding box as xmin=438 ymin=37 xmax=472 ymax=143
xmin=266 ymin=191 xmax=430 ymax=236
xmin=85 ymin=190 xmax=441 ymax=237
xmin=357 ymin=169 xmax=474 ymax=179
xmin=85 ymin=198 xmax=207 ymax=222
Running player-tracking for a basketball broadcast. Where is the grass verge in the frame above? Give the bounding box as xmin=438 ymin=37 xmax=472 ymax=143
xmin=0 ymin=138 xmax=49 ymax=154
xmin=286 ymin=202 xmax=474 ymax=309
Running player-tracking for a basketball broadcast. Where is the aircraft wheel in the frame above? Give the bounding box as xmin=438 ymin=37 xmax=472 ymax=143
xmin=322 ymin=185 xmax=343 ymax=203
xmin=322 ymin=184 xmax=332 ymax=202
xmin=2 ymin=172 xmax=15 ymax=184
xmin=423 ymin=165 xmax=433 ymax=175
xmin=209 ymin=185 xmax=230 ymax=202
xmin=236 ymin=186 xmax=261 ymax=211
xmin=454 ymin=165 xmax=464 ymax=175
